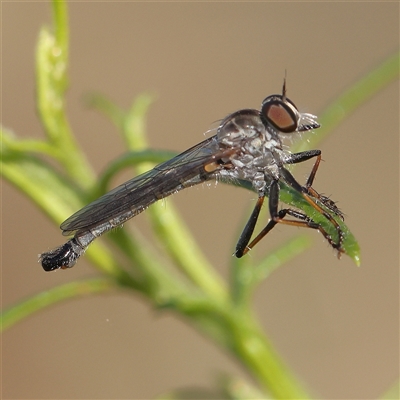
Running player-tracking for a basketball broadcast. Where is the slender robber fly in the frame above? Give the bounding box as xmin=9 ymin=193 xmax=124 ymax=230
xmin=40 ymin=81 xmax=344 ymax=271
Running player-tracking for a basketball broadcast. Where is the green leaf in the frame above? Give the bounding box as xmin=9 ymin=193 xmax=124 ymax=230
xmin=280 ymin=181 xmax=360 ymax=265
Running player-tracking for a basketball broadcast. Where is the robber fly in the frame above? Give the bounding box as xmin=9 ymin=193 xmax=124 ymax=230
xmin=40 ymin=81 xmax=344 ymax=271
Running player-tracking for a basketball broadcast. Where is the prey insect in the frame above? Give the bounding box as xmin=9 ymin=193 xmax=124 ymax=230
xmin=40 ymin=81 xmax=345 ymax=271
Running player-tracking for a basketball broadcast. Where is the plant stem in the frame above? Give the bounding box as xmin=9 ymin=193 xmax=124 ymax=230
xmin=183 ymin=301 xmax=311 ymax=399
xmin=229 ymin=314 xmax=310 ymax=399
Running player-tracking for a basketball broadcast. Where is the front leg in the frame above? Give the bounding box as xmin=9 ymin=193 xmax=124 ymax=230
xmin=286 ymin=150 xmax=344 ymax=220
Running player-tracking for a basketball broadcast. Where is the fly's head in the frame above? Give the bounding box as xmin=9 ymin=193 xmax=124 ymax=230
xmin=260 ymin=80 xmax=320 ymax=140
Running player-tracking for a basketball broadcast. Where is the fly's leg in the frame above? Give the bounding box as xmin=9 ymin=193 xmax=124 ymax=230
xmin=235 ymin=196 xmax=265 ymax=257
xmin=236 ymin=179 xmax=343 ymax=257
xmin=234 ymin=154 xmax=320 ymax=257
xmin=288 ymin=150 xmax=344 ymax=220
xmin=280 ymin=167 xmax=344 ymax=256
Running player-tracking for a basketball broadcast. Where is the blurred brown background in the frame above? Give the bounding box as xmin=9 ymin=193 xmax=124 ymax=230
xmin=2 ymin=1 xmax=398 ymax=399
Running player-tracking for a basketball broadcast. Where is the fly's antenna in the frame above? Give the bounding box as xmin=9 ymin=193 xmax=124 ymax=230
xmin=282 ymin=70 xmax=287 ymax=101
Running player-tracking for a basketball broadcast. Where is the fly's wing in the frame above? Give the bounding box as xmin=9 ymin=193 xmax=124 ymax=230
xmin=61 ymin=136 xmax=231 ymax=236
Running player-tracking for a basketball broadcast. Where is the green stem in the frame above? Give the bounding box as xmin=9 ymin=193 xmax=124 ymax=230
xmin=110 ymin=95 xmax=229 ymax=302
xmin=36 ymin=1 xmax=95 ymax=187
xmin=293 ymin=51 xmax=400 ymax=153
xmin=229 ymin=314 xmax=310 ymax=399
xmin=1 ymin=278 xmax=114 ymax=331
xmin=181 ymin=300 xmax=311 ymax=399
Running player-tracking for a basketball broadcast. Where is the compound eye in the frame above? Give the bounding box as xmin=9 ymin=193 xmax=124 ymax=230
xmin=261 ymin=96 xmax=300 ymax=133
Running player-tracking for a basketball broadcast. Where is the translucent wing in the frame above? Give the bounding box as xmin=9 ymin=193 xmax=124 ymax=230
xmin=61 ymin=135 xmax=233 ymax=236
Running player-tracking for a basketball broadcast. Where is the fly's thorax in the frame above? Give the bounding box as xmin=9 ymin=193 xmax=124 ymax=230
xmin=217 ymin=108 xmax=281 ymax=147
xmin=216 ymin=108 xmax=285 ymax=187
xmin=218 ymin=109 xmax=282 ymax=159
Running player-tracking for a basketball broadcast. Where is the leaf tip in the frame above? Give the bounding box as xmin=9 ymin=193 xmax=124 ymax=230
xmin=352 ymin=253 xmax=361 ymax=267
